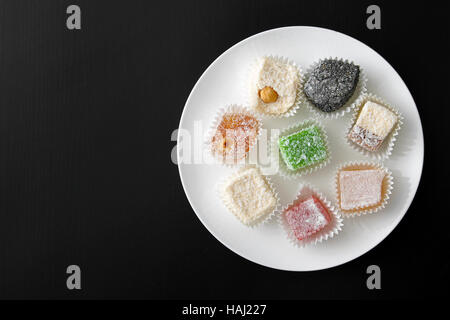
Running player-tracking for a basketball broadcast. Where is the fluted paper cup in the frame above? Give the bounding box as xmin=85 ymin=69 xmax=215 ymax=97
xmin=246 ymin=55 xmax=305 ymax=119
xmin=278 ymin=183 xmax=343 ymax=247
xmin=205 ymin=104 xmax=262 ymax=167
xmin=345 ymin=93 xmax=403 ymax=160
xmin=334 ymin=161 xmax=394 ymax=218
xmin=270 ymin=119 xmax=331 ymax=179
xmin=217 ymin=165 xmax=280 ymax=227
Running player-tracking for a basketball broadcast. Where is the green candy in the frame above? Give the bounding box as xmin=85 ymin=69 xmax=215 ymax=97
xmin=278 ymin=126 xmax=327 ymax=170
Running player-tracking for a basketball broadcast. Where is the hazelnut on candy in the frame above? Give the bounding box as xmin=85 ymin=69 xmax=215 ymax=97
xmin=258 ymin=86 xmax=278 ymax=103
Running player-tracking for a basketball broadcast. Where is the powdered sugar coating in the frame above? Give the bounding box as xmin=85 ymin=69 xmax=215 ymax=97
xmin=284 ymin=196 xmax=331 ymax=241
xmin=339 ymin=169 xmax=385 ymax=210
xmin=222 ymin=167 xmax=277 ymax=224
xmin=249 ymin=57 xmax=299 ymax=115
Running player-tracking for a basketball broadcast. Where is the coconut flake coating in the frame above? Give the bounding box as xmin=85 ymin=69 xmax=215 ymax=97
xmin=349 ymin=101 xmax=397 ymax=151
xmin=249 ymin=57 xmax=299 ymax=115
xmin=222 ymin=167 xmax=277 ymax=224
xmin=278 ymin=126 xmax=327 ymax=171
xmin=355 ymin=101 xmax=397 ymax=138
xmin=304 ymin=59 xmax=360 ymax=112
xmin=285 ymin=195 xmax=331 ymax=241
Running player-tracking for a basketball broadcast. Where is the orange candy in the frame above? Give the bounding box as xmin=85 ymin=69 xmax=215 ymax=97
xmin=211 ymin=113 xmax=259 ymax=161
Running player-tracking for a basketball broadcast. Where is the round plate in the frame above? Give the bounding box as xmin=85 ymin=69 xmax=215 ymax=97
xmin=177 ymin=26 xmax=424 ymax=271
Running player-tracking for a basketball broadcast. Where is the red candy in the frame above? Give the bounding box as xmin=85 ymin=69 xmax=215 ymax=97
xmin=284 ymin=195 xmax=331 ymax=241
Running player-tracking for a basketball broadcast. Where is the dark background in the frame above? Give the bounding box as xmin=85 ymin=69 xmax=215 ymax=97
xmin=0 ymin=0 xmax=447 ymax=300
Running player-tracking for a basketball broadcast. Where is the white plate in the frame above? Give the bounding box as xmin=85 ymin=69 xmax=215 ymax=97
xmin=177 ymin=26 xmax=424 ymax=271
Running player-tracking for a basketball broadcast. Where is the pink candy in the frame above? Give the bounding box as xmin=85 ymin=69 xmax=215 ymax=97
xmin=339 ymin=169 xmax=385 ymax=211
xmin=284 ymin=196 xmax=331 ymax=241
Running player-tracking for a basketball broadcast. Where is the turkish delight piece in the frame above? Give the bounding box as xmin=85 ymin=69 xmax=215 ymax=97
xmin=222 ymin=167 xmax=277 ymax=224
xmin=349 ymin=101 xmax=397 ymax=151
xmin=251 ymin=56 xmax=300 ymax=115
xmin=278 ymin=125 xmax=327 ymax=171
xmin=284 ymin=195 xmax=331 ymax=241
xmin=211 ymin=113 xmax=259 ymax=161
xmin=339 ymin=169 xmax=385 ymax=211
xmin=304 ymin=59 xmax=360 ymax=112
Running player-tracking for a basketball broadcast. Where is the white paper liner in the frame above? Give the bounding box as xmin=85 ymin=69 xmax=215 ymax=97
xmin=205 ymin=104 xmax=262 ymax=167
xmin=217 ymin=165 xmax=281 ymax=227
xmin=345 ymin=93 xmax=403 ymax=160
xmin=334 ymin=161 xmax=394 ymax=218
xmin=246 ymin=55 xmax=305 ymax=119
xmin=278 ymin=183 xmax=343 ymax=247
xmin=303 ymin=57 xmax=367 ymax=119
xmin=270 ymin=119 xmax=331 ymax=179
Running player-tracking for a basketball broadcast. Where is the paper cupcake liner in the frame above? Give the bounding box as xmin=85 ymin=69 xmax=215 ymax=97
xmin=246 ymin=55 xmax=305 ymax=119
xmin=205 ymin=104 xmax=263 ymax=167
xmin=270 ymin=119 xmax=331 ymax=179
xmin=303 ymin=57 xmax=367 ymax=119
xmin=278 ymin=183 xmax=343 ymax=247
xmin=345 ymin=93 xmax=403 ymax=160
xmin=334 ymin=161 xmax=394 ymax=218
xmin=217 ymin=165 xmax=281 ymax=227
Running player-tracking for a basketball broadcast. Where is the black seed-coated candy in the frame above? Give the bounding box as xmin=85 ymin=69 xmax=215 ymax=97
xmin=304 ymin=59 xmax=360 ymax=113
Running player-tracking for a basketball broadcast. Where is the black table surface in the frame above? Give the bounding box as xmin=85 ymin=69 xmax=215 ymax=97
xmin=0 ymin=0 xmax=446 ymax=299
